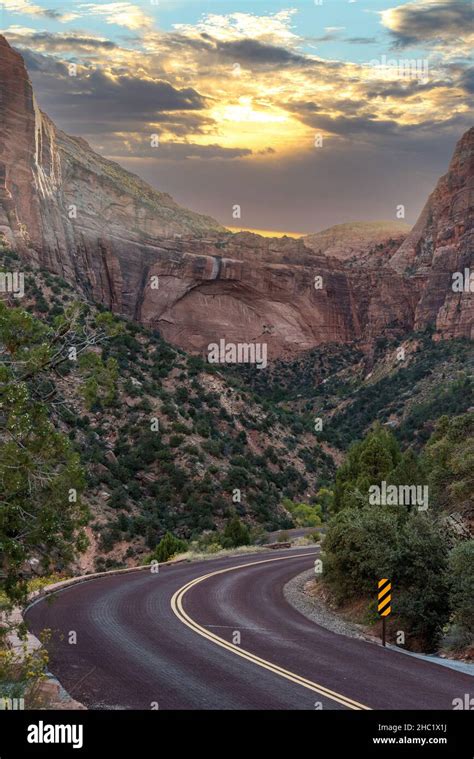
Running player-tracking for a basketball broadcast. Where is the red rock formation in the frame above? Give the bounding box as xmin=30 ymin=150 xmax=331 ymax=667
xmin=390 ymin=127 xmax=474 ymax=340
xmin=0 ymin=35 xmax=472 ymax=357
xmin=304 ymin=220 xmax=410 ymax=260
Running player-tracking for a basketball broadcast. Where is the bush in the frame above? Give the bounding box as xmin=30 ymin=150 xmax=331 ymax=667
xmin=447 ymin=541 xmax=474 ymax=645
xmin=150 ymin=532 xmax=188 ymax=562
xmin=322 ymin=506 xmax=399 ymax=603
xmin=394 ymin=513 xmax=449 ymax=650
xmin=221 ymin=516 xmax=250 ymax=548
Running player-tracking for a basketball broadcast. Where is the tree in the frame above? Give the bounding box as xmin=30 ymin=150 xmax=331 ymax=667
xmin=322 ymin=506 xmax=399 ymax=603
xmin=221 ymin=516 xmax=250 ymax=548
xmin=394 ymin=513 xmax=449 ymax=650
xmin=150 ymin=532 xmax=187 ymax=563
xmin=0 ymin=302 xmax=91 ymax=603
xmin=333 ymin=424 xmax=402 ymax=511
xmin=282 ymin=498 xmax=322 ymax=527
xmin=448 ymin=541 xmax=474 ymax=644
xmin=423 ymin=413 xmax=473 ymax=514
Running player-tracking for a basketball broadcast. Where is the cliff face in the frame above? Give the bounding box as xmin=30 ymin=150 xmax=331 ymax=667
xmin=0 ymin=35 xmax=472 ymax=358
xmin=304 ymin=220 xmax=410 ymax=260
xmin=0 ymin=36 xmax=224 ymax=298
xmin=390 ymin=127 xmax=474 ymax=340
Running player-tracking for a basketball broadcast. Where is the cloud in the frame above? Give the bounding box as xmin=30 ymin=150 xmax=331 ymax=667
xmin=345 ymin=37 xmax=377 ymax=44
xmin=5 ymin=6 xmax=473 ymax=232
xmin=74 ymin=70 xmax=207 ymax=113
xmin=174 ymin=9 xmax=299 ymax=45
xmin=381 ymin=0 xmax=473 ymax=48
xmin=0 ymin=0 xmax=78 ymax=21
xmin=458 ymin=67 xmax=474 ymax=94
xmin=105 ymin=141 xmax=252 ymax=160
xmin=212 ymin=38 xmax=311 ymax=67
xmin=78 ymin=2 xmax=154 ymax=30
xmin=7 ymin=29 xmax=119 ymax=54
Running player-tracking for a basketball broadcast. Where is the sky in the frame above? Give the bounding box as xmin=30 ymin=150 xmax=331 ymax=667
xmin=1 ymin=0 xmax=472 ymax=234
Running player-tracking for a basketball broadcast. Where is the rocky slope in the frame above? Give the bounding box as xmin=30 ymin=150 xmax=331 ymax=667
xmin=0 ymin=34 xmax=472 ymax=358
xmin=304 ymin=220 xmax=410 ymax=260
xmin=391 ymin=127 xmax=474 ymax=340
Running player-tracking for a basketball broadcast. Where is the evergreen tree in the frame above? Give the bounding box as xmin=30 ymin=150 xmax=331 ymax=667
xmin=221 ymin=516 xmax=250 ymax=548
xmin=151 ymin=532 xmax=187 ymax=562
xmin=448 ymin=540 xmax=474 ymax=643
xmin=0 ymin=302 xmax=90 ymax=603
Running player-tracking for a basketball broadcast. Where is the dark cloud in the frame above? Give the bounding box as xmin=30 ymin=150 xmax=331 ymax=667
xmin=215 ymin=38 xmax=311 ymax=66
xmin=459 ymin=67 xmax=474 ymax=94
xmin=308 ymin=33 xmax=340 ymax=44
xmin=385 ymin=0 xmax=472 ymax=48
xmin=289 ymin=101 xmax=473 ymax=144
xmin=161 ymin=32 xmax=312 ymax=68
xmin=7 ymin=31 xmax=118 ymax=53
xmin=80 ymin=70 xmax=207 ymax=113
xmin=104 ymin=142 xmax=252 ymax=160
xmin=24 ymin=54 xmax=207 ymax=125
xmin=345 ymin=37 xmax=377 ymax=44
xmin=366 ymin=79 xmax=454 ymax=99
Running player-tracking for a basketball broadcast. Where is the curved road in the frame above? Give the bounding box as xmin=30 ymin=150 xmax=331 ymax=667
xmin=26 ymin=548 xmax=472 ymax=710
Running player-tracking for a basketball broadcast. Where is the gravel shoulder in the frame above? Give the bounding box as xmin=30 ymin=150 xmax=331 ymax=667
xmin=283 ymin=568 xmax=376 ymax=643
xmin=284 ymin=569 xmax=474 ymax=677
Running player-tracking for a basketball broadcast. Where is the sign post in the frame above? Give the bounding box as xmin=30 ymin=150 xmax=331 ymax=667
xmin=378 ymin=578 xmax=391 ymax=647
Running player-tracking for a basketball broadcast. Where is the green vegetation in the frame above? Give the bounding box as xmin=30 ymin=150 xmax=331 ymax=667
xmin=0 ymin=302 xmax=89 ymax=604
xmin=447 ymin=541 xmax=474 ymax=647
xmin=147 ymin=532 xmax=188 ymax=563
xmin=322 ymin=415 xmax=474 ymax=651
xmin=0 ymin=249 xmax=471 ymax=662
xmin=282 ymin=498 xmax=322 ymax=526
xmin=221 ymin=516 xmax=250 ymax=548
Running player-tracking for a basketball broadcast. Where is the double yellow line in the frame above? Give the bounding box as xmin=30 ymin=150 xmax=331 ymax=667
xmin=170 ymin=553 xmax=371 ymax=710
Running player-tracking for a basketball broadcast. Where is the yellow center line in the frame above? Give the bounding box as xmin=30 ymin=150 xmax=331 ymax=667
xmin=170 ymin=552 xmax=371 ymax=711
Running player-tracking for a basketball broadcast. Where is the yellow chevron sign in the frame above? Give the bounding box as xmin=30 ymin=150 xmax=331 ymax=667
xmin=378 ymin=578 xmax=392 ymax=617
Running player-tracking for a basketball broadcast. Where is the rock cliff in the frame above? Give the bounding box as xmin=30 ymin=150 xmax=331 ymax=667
xmin=0 ymin=35 xmax=472 ymax=357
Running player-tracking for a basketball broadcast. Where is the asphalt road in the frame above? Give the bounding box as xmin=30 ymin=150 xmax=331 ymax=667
xmin=26 ymin=549 xmax=472 ymax=710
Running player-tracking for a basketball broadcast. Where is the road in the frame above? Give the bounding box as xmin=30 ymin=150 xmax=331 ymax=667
xmin=26 ymin=548 xmax=472 ymax=710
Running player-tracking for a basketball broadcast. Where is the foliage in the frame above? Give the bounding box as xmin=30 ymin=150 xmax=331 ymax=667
xmin=149 ymin=532 xmax=188 ymax=563
xmin=447 ymin=541 xmax=474 ymax=644
xmin=0 ymin=302 xmax=89 ymax=603
xmin=282 ymin=498 xmax=322 ymax=526
xmin=221 ymin=516 xmax=250 ymax=548
xmin=333 ymin=424 xmax=402 ymax=512
xmin=423 ymin=413 xmax=473 ymax=514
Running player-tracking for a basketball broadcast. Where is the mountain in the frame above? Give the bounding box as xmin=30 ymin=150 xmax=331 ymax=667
xmin=304 ymin=220 xmax=410 ymax=260
xmin=0 ymin=34 xmax=472 ymax=358
xmin=0 ymin=35 xmax=224 ymax=289
xmin=391 ymin=126 xmax=474 ymax=340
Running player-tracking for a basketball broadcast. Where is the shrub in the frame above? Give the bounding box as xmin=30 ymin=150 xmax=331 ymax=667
xmin=447 ymin=541 xmax=474 ymax=645
xmin=221 ymin=516 xmax=250 ymax=548
xmin=150 ymin=532 xmax=188 ymax=563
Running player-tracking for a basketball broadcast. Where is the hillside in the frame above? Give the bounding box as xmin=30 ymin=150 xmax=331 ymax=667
xmin=304 ymin=220 xmax=410 ymax=260
xmin=0 ymin=247 xmax=338 ymax=572
xmin=2 ymin=243 xmax=472 ymax=574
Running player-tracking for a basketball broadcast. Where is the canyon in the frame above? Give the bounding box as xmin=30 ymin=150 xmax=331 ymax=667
xmin=0 ymin=34 xmax=472 ymax=360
